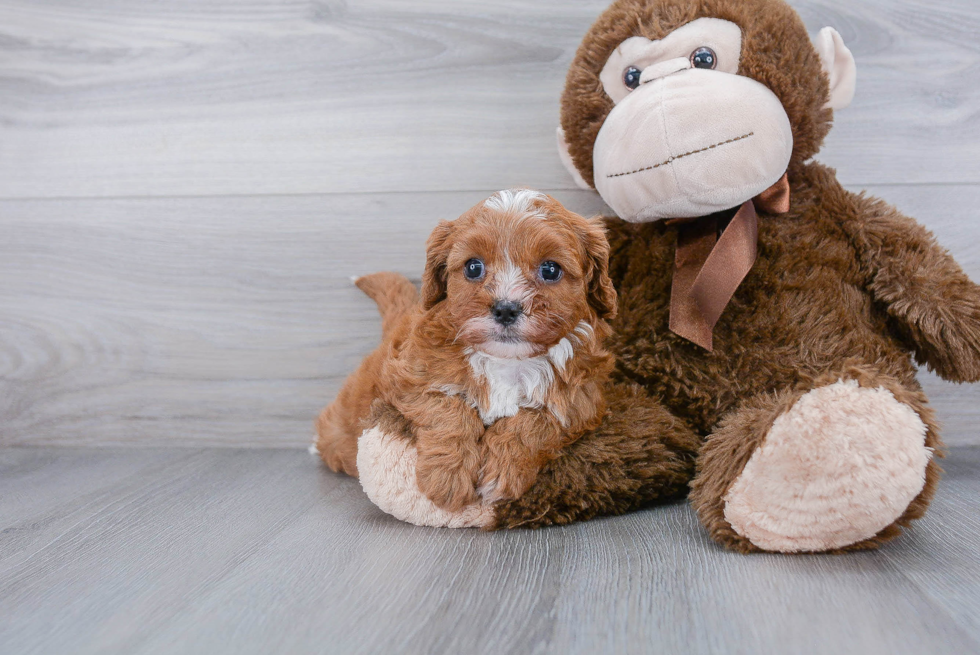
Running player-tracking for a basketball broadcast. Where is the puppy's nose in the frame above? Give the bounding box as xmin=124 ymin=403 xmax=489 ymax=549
xmin=491 ymin=300 xmax=523 ymax=326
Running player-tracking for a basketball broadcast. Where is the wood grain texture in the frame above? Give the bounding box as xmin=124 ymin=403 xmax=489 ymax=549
xmin=0 ymin=446 xmax=978 ymax=654
xmin=883 ymin=448 xmax=980 ymax=639
xmin=0 ymin=0 xmax=979 ymax=199
xmin=3 ymin=185 xmax=980 ymax=447
xmin=3 ymin=2 xmax=979 ymax=651
xmin=0 ymin=448 xmax=196 ymax=572
xmin=2 ymin=0 xmax=980 ymax=448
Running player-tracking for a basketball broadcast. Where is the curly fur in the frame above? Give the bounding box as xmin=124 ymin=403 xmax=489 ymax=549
xmin=317 ymin=192 xmax=618 ymax=512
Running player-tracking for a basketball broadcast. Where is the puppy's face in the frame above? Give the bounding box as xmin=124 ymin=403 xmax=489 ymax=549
xmin=421 ymin=189 xmax=617 ymax=358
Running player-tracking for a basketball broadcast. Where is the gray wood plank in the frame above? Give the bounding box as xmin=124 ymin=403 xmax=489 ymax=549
xmin=0 ymin=447 xmax=978 ymax=654
xmin=3 ymin=186 xmax=980 ymax=447
xmin=0 ymin=448 xmax=197 ymax=572
xmin=0 ymin=0 xmax=978 ymax=199
xmin=0 ymin=448 xmax=340 ymax=654
xmin=877 ymin=447 xmax=980 ymax=639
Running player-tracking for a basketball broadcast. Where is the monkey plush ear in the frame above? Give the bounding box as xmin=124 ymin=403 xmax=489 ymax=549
xmin=814 ymin=27 xmax=857 ymax=110
xmin=420 ymin=220 xmax=455 ymax=309
xmin=557 ymin=127 xmax=593 ymax=191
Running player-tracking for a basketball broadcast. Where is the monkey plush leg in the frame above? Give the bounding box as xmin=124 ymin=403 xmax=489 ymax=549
xmin=314 ymin=271 xmax=418 ymax=479
xmin=689 ymin=366 xmax=941 ymax=553
xmin=490 ymin=382 xmax=700 ymax=529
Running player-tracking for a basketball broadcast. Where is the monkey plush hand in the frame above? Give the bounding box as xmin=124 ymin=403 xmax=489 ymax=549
xmin=338 ymin=0 xmax=980 ymax=554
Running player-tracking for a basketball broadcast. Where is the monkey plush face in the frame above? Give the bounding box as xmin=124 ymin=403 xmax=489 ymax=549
xmin=558 ymin=0 xmax=857 ymax=222
xmin=593 ymin=17 xmax=793 ymax=220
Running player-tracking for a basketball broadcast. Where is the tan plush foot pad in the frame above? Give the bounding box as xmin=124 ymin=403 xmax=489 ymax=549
xmin=356 ymin=426 xmax=494 ymax=528
xmin=723 ymin=380 xmax=932 ymax=552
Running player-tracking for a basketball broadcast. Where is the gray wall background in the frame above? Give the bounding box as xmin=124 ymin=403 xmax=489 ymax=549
xmin=2 ymin=0 xmax=979 ymax=447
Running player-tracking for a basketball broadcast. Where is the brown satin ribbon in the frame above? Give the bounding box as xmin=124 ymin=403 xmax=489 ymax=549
xmin=668 ymin=173 xmax=790 ymax=351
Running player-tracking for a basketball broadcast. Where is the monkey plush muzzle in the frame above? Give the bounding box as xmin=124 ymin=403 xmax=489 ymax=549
xmin=593 ymin=67 xmax=793 ymax=222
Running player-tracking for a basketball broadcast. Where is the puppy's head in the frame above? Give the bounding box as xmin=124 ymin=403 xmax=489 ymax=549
xmin=421 ymin=189 xmax=616 ymax=358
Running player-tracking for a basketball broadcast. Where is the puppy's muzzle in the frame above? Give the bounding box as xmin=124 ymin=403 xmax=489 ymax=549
xmin=491 ymin=300 xmax=523 ymax=326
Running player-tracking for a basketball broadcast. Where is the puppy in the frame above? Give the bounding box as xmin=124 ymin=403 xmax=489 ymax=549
xmin=316 ymin=189 xmax=617 ymax=511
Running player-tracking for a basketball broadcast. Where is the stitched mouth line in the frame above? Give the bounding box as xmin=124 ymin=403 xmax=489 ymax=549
xmin=606 ymin=132 xmax=755 ymax=179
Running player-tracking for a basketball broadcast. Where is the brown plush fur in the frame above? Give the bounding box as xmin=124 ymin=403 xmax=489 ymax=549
xmin=495 ymin=161 xmax=971 ymax=543
xmin=493 ymin=381 xmax=700 ymax=528
xmin=487 ymin=0 xmax=980 ymax=549
xmin=317 ymin=193 xmax=618 ymax=511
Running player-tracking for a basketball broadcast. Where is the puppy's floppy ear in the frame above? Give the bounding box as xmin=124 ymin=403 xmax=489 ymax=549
xmin=576 ymin=216 xmax=617 ymax=320
xmin=421 ymin=219 xmax=456 ymax=309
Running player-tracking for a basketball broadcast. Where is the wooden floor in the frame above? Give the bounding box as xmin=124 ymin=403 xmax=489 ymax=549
xmin=0 ymin=446 xmax=978 ymax=654
xmin=3 ymin=0 xmax=980 ymax=653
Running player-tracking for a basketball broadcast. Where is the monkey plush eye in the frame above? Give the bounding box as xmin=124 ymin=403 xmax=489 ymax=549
xmin=539 ymin=261 xmax=563 ymax=282
xmin=690 ymin=47 xmax=717 ymax=69
xmin=464 ymin=259 xmax=485 ymax=281
xmin=623 ymin=66 xmax=642 ymax=90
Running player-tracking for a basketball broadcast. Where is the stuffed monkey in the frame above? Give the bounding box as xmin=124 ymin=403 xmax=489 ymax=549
xmin=322 ymin=0 xmax=980 ymax=554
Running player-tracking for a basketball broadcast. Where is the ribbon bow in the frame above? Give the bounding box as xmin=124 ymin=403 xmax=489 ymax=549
xmin=667 ymin=173 xmax=790 ymax=351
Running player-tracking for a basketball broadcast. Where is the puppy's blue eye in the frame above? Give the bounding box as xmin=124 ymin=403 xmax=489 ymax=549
xmin=464 ymin=259 xmax=485 ymax=280
xmin=623 ymin=66 xmax=642 ymax=90
xmin=539 ymin=261 xmax=562 ymax=282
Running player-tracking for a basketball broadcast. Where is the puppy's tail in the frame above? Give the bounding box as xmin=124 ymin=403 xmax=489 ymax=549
xmin=352 ymin=272 xmax=419 ymax=336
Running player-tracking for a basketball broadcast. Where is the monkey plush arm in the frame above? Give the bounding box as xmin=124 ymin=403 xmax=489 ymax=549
xmin=847 ymin=192 xmax=980 ymax=382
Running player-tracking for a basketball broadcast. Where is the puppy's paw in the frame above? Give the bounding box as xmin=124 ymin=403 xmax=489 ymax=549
xmin=415 ymin=457 xmax=480 ymax=512
xmin=477 ymin=478 xmax=500 ymax=503
xmin=479 ymin=455 xmax=538 ymax=504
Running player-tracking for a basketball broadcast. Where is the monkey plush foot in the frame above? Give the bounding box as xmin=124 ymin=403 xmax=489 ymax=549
xmin=356 ymin=426 xmax=494 ymax=529
xmin=693 ymin=377 xmax=937 ymax=553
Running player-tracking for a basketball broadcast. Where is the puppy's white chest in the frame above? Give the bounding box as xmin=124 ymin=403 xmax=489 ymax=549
xmin=467 ymin=351 xmax=556 ymax=425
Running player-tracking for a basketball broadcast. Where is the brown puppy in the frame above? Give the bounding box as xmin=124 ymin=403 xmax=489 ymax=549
xmin=316 ymin=189 xmax=617 ymax=511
